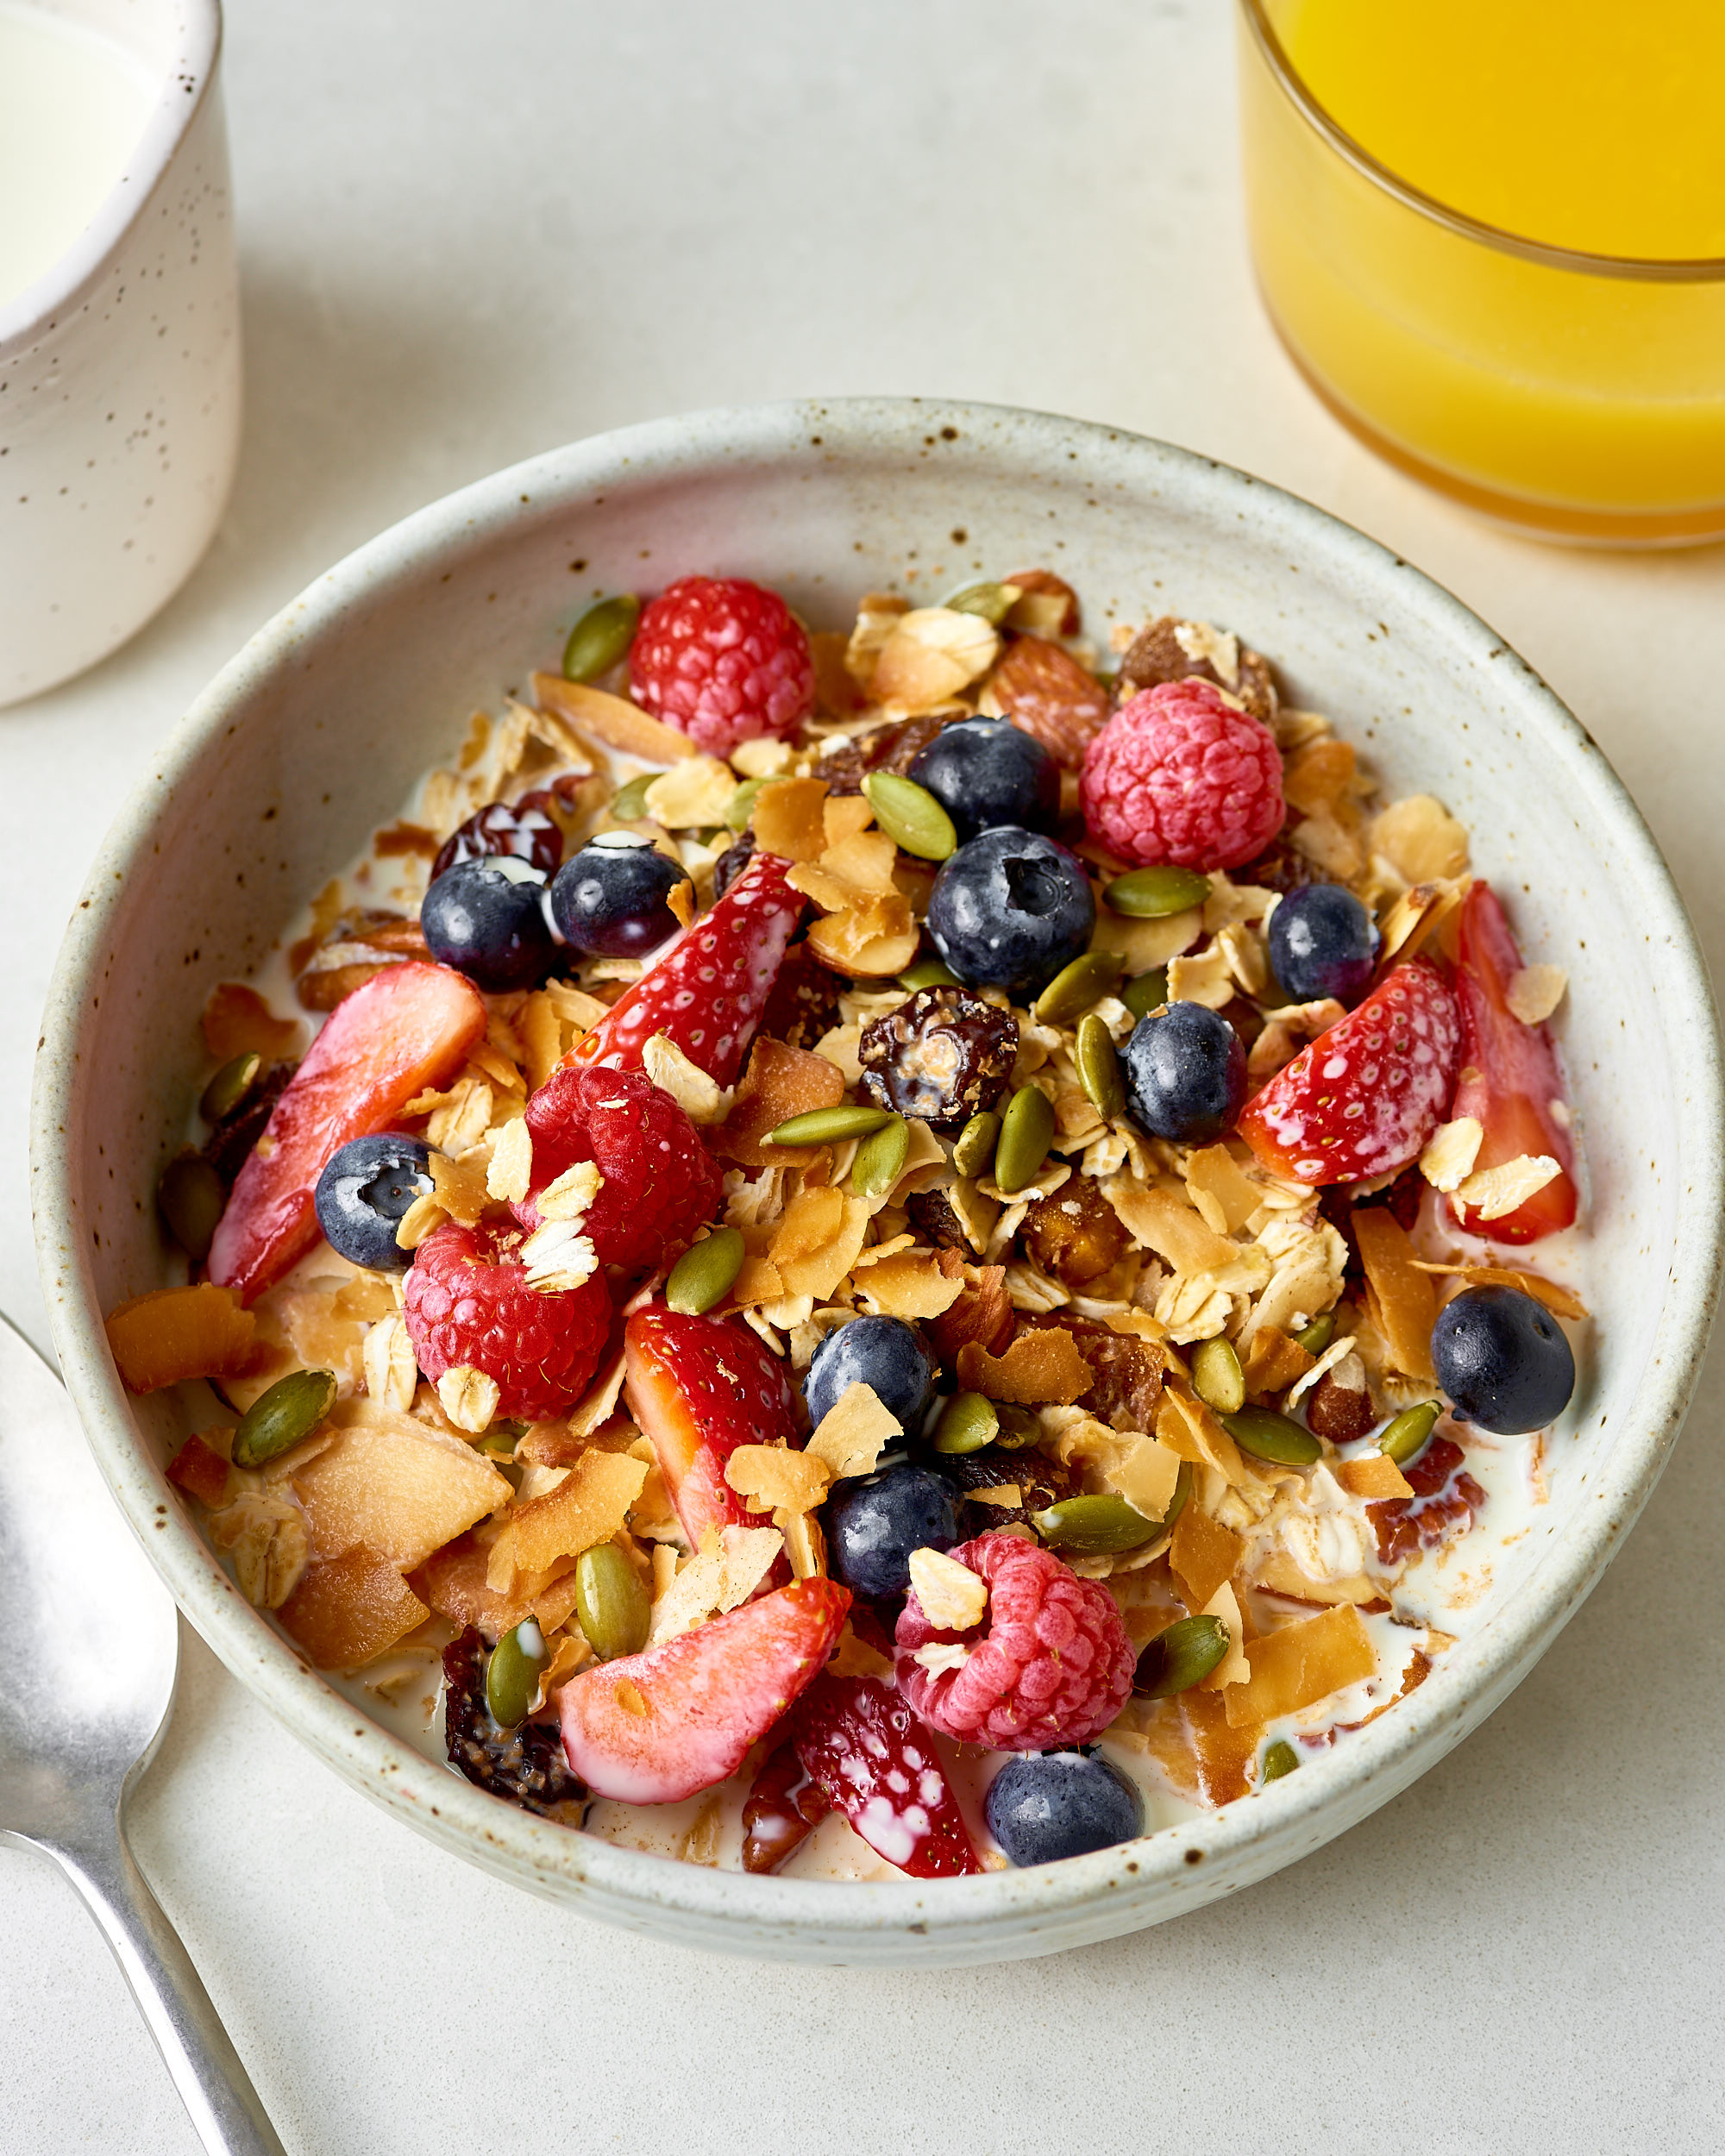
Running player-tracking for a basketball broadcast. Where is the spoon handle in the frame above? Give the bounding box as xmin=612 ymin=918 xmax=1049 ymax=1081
xmin=42 ymin=1816 xmax=287 ymax=2156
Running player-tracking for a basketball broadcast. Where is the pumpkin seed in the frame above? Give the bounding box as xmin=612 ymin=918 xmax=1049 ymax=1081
xmin=1032 ymin=950 xmax=1124 ymax=1026
xmin=1104 ymin=865 xmax=1213 ymax=918
xmin=561 ymin=593 xmax=640 ymax=683
xmin=233 ymin=1368 xmax=337 ymax=1469
xmin=850 ymin=1116 xmax=909 ymax=1199
xmin=1294 ymin=1311 xmax=1336 ymax=1357
xmin=723 ymin=778 xmax=768 ymax=831
xmin=666 ymin=1226 xmax=745 ymax=1315
xmin=1075 ymin=1012 xmax=1126 ymax=1123
xmin=767 ymin=1104 xmax=895 ymax=1148
xmin=199 ymin=1050 xmax=261 ymax=1124
xmin=157 ymin=1154 xmax=225 ymax=1262
xmin=1191 ymin=1337 xmax=1245 ymax=1417
xmin=1133 ymin=1614 xmax=1231 ymax=1699
xmin=1221 ymin=1406 xmax=1322 ymax=1467
xmin=993 ymin=1402 xmax=1044 ymax=1451
xmin=1380 ymin=1400 xmax=1441 ymax=1466
xmin=862 ymin=771 xmax=957 ymax=862
xmin=993 ymin=1084 xmax=1055 ymax=1194
xmin=1031 ymin=1492 xmax=1162 ymax=1555
xmin=900 ymin=954 xmax=961 ymax=992
xmin=951 ymin=1110 xmax=1000 ymax=1178
xmin=608 ymin=770 xmax=657 ymax=821
xmin=932 ymin=1391 xmax=999 ymax=1455
xmin=486 ymin=1619 xmax=549 ymax=1728
xmin=479 ymin=1422 xmax=524 ymax=1461
xmin=1120 ymin=968 xmax=1169 ymax=1021
xmin=574 ymin=1544 xmax=651 ymax=1662
xmin=944 ymin=580 xmax=1016 ymax=625
xmin=1259 ymin=1739 xmax=1299 ymax=1783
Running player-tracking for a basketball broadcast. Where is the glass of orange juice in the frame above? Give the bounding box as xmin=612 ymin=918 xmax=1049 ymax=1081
xmin=1236 ymin=0 xmax=1725 ymax=544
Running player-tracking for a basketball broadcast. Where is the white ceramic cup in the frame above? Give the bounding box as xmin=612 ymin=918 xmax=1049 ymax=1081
xmin=0 ymin=0 xmax=240 ymax=708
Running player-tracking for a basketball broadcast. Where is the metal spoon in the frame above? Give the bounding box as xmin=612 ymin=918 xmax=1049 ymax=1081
xmin=0 ymin=1314 xmax=286 ymax=2155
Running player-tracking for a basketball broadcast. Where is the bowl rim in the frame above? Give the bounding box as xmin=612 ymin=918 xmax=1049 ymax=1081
xmin=31 ymin=396 xmax=1725 ymax=1952
xmin=0 ymin=0 xmax=223 ymax=354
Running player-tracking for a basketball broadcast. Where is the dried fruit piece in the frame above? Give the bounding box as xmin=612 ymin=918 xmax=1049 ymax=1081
xmin=858 ymin=986 xmax=1019 ymax=1135
xmin=1020 ymin=1177 xmax=1129 ymax=1288
xmin=105 ymin=1283 xmax=257 ymax=1395
xmin=741 ymin=1743 xmax=831 ymax=1873
xmin=1116 ymin=615 xmax=1277 ymax=724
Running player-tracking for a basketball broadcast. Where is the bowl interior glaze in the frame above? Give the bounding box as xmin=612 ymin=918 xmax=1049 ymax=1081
xmin=31 ymin=399 xmax=1724 ymax=1964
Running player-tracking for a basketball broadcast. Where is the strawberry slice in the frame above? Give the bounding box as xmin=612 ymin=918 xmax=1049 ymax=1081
xmin=623 ymin=1304 xmax=802 ymax=1545
xmin=1238 ymin=959 xmax=1461 ymax=1186
xmin=1448 ymin=881 xmax=1578 ymax=1244
xmin=791 ymin=1675 xmax=982 ymax=1878
xmin=558 ymin=1576 xmax=851 ymax=1803
xmin=208 ymin=962 xmax=486 ymax=1302
xmin=568 ymin=849 xmax=802 ymax=1086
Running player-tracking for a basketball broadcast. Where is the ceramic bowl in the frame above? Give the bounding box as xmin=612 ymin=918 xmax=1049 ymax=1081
xmin=31 ymin=399 xmax=1724 ymax=1965
xmin=0 ymin=0 xmax=241 ymax=707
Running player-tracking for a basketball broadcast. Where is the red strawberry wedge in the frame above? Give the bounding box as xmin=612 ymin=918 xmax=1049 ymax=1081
xmin=567 ymin=849 xmax=802 ymax=1087
xmin=792 ymin=1675 xmax=983 ymax=1877
xmin=209 ymin=962 xmax=486 ymax=1302
xmin=1239 ymin=959 xmax=1461 ymax=1185
xmin=559 ymin=1576 xmax=851 ymax=1804
xmin=1448 ymin=881 xmax=1578 ymax=1243
xmin=624 ymin=1305 xmax=802 ymax=1545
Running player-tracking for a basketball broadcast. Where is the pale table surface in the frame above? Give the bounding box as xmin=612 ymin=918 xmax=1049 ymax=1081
xmin=4 ymin=3 xmax=1722 ymax=2151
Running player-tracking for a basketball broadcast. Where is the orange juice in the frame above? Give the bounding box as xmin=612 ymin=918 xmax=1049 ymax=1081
xmin=1238 ymin=0 xmax=1725 ymax=541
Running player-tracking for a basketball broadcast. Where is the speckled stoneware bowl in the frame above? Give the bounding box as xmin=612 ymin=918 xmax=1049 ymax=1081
xmin=31 ymin=400 xmax=1725 ymax=1965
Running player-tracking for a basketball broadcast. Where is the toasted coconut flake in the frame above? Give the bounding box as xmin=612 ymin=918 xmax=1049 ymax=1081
xmin=812 ymin=1023 xmax=863 ymax=1085
xmin=425 ymin=1075 xmax=494 ymax=1157
xmin=1239 ymin=1325 xmax=1315 ymax=1401
xmin=1106 ymin=1433 xmax=1182 ymax=1519
xmin=732 ymin=736 xmax=794 ymax=778
xmin=1352 ymin=1207 xmax=1437 ymax=1381
xmin=1337 ymin=1454 xmax=1414 ymax=1501
xmin=1376 ymin=878 xmax=1470 ymax=968
xmin=1411 ymin=1262 xmax=1587 ymax=1321
xmin=1183 ymin=1145 xmax=1261 ymax=1236
xmin=1369 ymin=795 xmax=1470 ymax=883
xmin=294 ymin=1401 xmax=509 ymax=1571
xmin=487 ymin=1450 xmax=649 ymax=1590
xmin=536 ymin=1159 xmax=604 ymax=1222
xmin=1199 ymin=1581 xmax=1251 ymax=1690
xmin=954 ymin=1326 xmax=1092 ymax=1405
xmin=907 ymin=1545 xmax=988 ymax=1632
xmin=642 ymin=1031 xmax=734 ymax=1125
xmin=436 ymin=1365 xmax=500 ymax=1435
xmin=1102 ymin=1178 xmax=1235 ymax=1276
xmin=872 ymin=608 xmax=999 ymax=713
xmin=1170 ymin=1500 xmax=1244 ymax=1609
xmin=830 ymin=1623 xmax=895 ymax=1682
xmin=753 ymin=776 xmax=831 ymax=862
xmin=430 ymin=1150 xmax=490 ymax=1227
xmin=531 ymin=671 xmax=695 ymax=762
xmin=1281 ymin=736 xmax=1360 ymax=818
xmin=1420 ymin=1117 xmax=1483 ymax=1193
xmin=643 ymin=755 xmax=737 ymax=830
xmin=854 ymin=1250 xmax=967 ymax=1320
xmin=790 ymin=826 xmax=900 ymax=912
xmin=969 ymin=1485 xmax=1023 ymax=1507
xmin=724 ymin=1445 xmax=832 ymax=1518
xmin=485 ymin=1115 xmax=535 ymax=1204
xmin=844 ymin=592 xmax=912 ymax=692
xmin=279 ymin=1546 xmax=429 ymax=1670
xmin=361 ymin=1315 xmax=418 ymax=1413
xmin=806 ymin=1381 xmax=900 ymax=1479
xmin=1283 ymin=1333 xmax=1359 ymax=1409
xmin=768 ymin=1186 xmax=872 ymax=1301
xmin=648 ymin=1524 xmax=787 ymax=1644
xmin=1157 ymin=1388 xmax=1250 ymax=1489
xmin=1224 ymin=1603 xmax=1377 ymax=1727
xmin=1455 ymin=1153 xmax=1562 ymax=1220
xmin=782 ymin=1508 xmax=828 ymax=1579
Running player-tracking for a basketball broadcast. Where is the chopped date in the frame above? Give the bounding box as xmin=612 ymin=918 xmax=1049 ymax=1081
xmin=740 ymin=1742 xmax=831 ymax=1874
xmin=815 ymin=713 xmax=950 ymax=796
xmin=906 ymin=1188 xmax=972 ymax=1252
xmin=1369 ymin=1436 xmax=1487 ymax=1565
xmin=1115 ymin=616 xmax=1279 ymax=724
xmin=859 ymin=986 xmax=1018 ymax=1135
xmin=1236 ymin=836 xmax=1320 ymax=899
xmin=759 ymin=940 xmax=845 ymax=1050
xmin=947 ymin=1444 xmax=1074 ymax=1535
xmin=442 ymin=1626 xmax=589 ymax=1825
xmin=431 ymin=798 xmax=562 ymax=883
xmin=1023 ymin=1312 xmax=1166 ymax=1432
xmin=201 ymin=1062 xmax=294 ymax=1190
xmin=712 ymin=827 xmax=756 ymax=902
xmin=1020 ymin=1177 xmax=1129 ymax=1288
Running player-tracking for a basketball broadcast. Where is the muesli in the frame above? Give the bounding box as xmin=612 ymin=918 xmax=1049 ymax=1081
xmin=108 ymin=566 xmax=1584 ymax=1877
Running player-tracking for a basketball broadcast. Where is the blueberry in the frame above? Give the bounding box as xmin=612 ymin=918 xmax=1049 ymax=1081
xmin=908 ymin=718 xmax=1060 ymax=844
xmin=826 ymin=1460 xmax=960 ymax=1597
xmin=805 ymin=1314 xmax=937 ymax=1432
xmin=549 ymin=837 xmax=688 ymax=958
xmin=926 ymin=828 xmax=1096 ymax=1002
xmin=313 ymin=1134 xmax=434 ymax=1271
xmin=1268 ymin=882 xmax=1379 ymax=1005
xmin=420 ymin=856 xmax=555 ymax=992
xmin=1122 ymin=1000 xmax=1246 ymax=1143
xmin=985 ymin=1751 xmax=1145 ymax=1867
xmin=1431 ymin=1285 xmax=1575 ymax=1434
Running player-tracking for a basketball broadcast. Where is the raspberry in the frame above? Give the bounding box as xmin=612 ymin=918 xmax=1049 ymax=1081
xmin=1079 ymin=680 xmax=1284 ymax=871
xmin=630 ymin=576 xmax=815 ymax=759
xmin=404 ymin=1219 xmax=611 ymax=1421
xmin=895 ymin=1536 xmax=1136 ymax=1752
xmin=514 ymin=1063 xmax=720 ymax=1275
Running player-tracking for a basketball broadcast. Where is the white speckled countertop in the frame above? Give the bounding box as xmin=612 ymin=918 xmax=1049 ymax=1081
xmin=3 ymin=3 xmax=1723 ymax=2147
